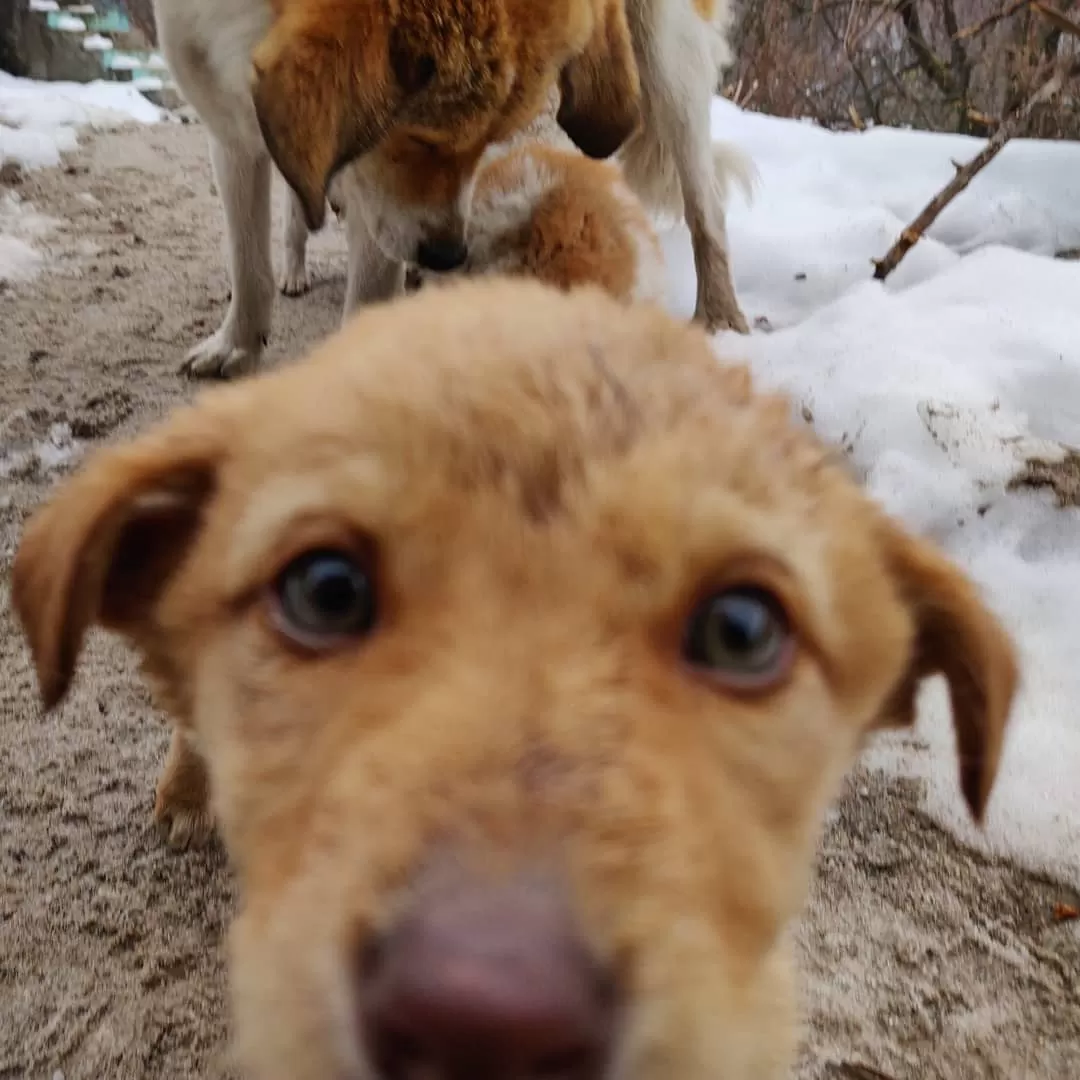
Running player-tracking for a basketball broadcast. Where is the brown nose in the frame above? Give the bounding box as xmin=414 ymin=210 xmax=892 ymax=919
xmin=359 ymin=876 xmax=615 ymax=1080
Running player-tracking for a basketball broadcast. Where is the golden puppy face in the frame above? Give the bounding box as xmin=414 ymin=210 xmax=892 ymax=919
xmin=14 ymin=281 xmax=1016 ymax=1080
xmin=253 ymin=0 xmax=641 ymax=264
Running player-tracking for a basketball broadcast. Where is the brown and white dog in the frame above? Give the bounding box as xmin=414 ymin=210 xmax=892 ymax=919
xmin=15 ymin=279 xmax=1016 ymax=1080
xmin=156 ymin=0 xmax=642 ymax=377
xmin=157 ymin=0 xmax=748 ymax=378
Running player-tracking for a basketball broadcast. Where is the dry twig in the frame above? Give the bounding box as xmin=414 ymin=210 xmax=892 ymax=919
xmin=1031 ymin=0 xmax=1080 ymax=37
xmin=873 ymin=56 xmax=1080 ymax=281
xmin=955 ymin=0 xmax=1033 ymax=41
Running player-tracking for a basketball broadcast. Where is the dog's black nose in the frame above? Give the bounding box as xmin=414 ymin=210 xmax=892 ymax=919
xmin=415 ymin=235 xmax=468 ymax=273
xmin=359 ymin=876 xmax=615 ymax=1080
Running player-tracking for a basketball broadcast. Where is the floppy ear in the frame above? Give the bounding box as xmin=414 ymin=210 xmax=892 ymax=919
xmin=251 ymin=9 xmax=398 ymax=231
xmin=875 ymin=523 xmax=1018 ymax=823
xmin=557 ymin=0 xmax=641 ymax=159
xmin=11 ymin=408 xmax=224 ymax=711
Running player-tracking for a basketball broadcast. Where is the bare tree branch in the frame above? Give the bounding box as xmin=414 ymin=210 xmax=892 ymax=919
xmin=1031 ymin=1 xmax=1080 ymax=38
xmin=873 ymin=56 xmax=1080 ymax=282
xmin=955 ymin=0 xmax=1034 ymax=42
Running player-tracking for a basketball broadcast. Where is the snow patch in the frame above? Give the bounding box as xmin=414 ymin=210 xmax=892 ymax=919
xmin=0 ymin=74 xmax=163 ymax=281
xmin=0 ymin=192 xmax=57 ymax=284
xmin=0 ymin=73 xmax=164 ymax=144
xmin=0 ymin=422 xmax=81 ymax=479
xmin=53 ymin=14 xmax=86 ymax=32
xmin=105 ymin=54 xmax=142 ymax=72
xmin=83 ymin=34 xmax=114 ymax=52
xmin=0 ymin=234 xmax=43 ymax=283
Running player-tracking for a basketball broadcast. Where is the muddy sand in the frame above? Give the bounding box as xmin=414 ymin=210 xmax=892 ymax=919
xmin=0 ymin=120 xmax=1078 ymax=1080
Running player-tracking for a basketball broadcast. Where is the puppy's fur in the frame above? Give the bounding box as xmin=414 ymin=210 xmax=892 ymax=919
xmin=14 ymin=280 xmax=1016 ymax=1080
xmin=156 ymin=0 xmax=641 ymax=377
xmin=416 ymin=92 xmax=667 ymax=304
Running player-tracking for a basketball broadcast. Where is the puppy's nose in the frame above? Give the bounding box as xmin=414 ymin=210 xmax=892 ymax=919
xmin=359 ymin=877 xmax=614 ymax=1080
xmin=415 ymin=235 xmax=468 ymax=273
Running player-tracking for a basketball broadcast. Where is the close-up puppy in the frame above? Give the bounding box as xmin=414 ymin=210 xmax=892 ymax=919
xmin=13 ymin=280 xmax=1016 ymax=1080
xmin=413 ymin=93 xmax=667 ymax=304
xmin=156 ymin=0 xmax=641 ymax=376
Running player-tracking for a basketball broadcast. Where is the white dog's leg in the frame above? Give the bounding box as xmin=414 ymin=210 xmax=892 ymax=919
xmin=181 ymin=136 xmax=275 ymax=379
xmin=650 ymin=9 xmax=746 ymax=334
xmin=622 ymin=0 xmax=748 ymax=334
xmin=280 ymin=187 xmax=311 ymax=297
xmin=673 ymin=103 xmax=748 ymax=335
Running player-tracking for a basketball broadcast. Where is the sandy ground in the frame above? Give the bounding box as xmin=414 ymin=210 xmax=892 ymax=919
xmin=1 ymin=119 xmax=1079 ymax=1080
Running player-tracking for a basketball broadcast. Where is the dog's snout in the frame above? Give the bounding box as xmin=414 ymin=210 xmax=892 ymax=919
xmin=415 ymin=235 xmax=468 ymax=273
xmin=360 ymin=878 xmax=614 ymax=1080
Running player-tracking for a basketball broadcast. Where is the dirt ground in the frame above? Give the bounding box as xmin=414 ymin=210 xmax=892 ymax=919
xmin=1 ymin=119 xmax=1078 ymax=1080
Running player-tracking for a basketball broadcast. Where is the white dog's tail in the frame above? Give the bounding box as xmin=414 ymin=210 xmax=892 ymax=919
xmin=712 ymin=139 xmax=758 ymax=206
xmin=617 ymin=132 xmax=757 ymax=219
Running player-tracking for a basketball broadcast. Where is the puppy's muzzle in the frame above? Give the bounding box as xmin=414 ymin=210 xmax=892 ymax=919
xmin=359 ymin=873 xmax=616 ymax=1080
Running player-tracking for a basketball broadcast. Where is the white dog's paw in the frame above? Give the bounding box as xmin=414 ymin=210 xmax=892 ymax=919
xmin=279 ymin=261 xmax=310 ymax=297
xmin=180 ymin=328 xmax=265 ymax=379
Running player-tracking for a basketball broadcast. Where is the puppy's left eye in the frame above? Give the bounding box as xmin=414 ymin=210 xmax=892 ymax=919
xmin=683 ymin=586 xmax=793 ymax=691
xmin=272 ymin=550 xmax=376 ymax=649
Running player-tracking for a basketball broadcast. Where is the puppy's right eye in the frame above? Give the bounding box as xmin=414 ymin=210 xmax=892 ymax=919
xmin=271 ymin=550 xmax=376 ymax=650
xmin=683 ymin=586 xmax=793 ymax=692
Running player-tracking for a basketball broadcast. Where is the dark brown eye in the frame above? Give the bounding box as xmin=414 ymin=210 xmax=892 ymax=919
xmin=683 ymin=587 xmax=792 ymax=690
xmin=272 ymin=550 xmax=376 ymax=649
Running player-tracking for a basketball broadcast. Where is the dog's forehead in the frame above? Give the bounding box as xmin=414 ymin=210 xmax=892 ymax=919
xmin=224 ymin=286 xmax=840 ymax=513
xmin=256 ymin=313 xmax=679 ymax=428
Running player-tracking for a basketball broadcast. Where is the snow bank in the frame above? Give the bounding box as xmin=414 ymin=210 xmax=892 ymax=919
xmin=664 ymin=98 xmax=1080 ymax=885
xmin=52 ymin=13 xmax=86 ymax=33
xmin=0 ymin=73 xmax=163 ymax=282
xmin=0 ymin=72 xmax=163 ymax=170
